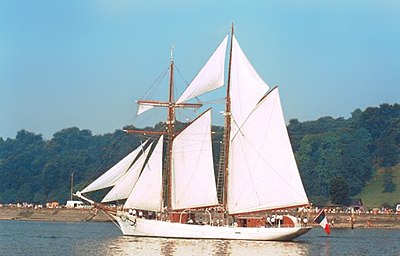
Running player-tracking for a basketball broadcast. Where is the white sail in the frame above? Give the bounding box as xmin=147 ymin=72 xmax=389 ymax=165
xmin=124 ymin=136 xmax=164 ymax=211
xmin=101 ymin=142 xmax=153 ymax=203
xmin=75 ymin=28 xmax=313 ymax=242
xmin=171 ymin=109 xmax=218 ymax=210
xmin=227 ymin=88 xmax=309 ymax=214
xmin=230 ymin=35 xmax=269 ymax=127
xmin=176 ymin=36 xmax=228 ymax=104
xmin=81 ymin=141 xmax=148 ymax=194
xmin=137 ymin=104 xmax=154 ymax=115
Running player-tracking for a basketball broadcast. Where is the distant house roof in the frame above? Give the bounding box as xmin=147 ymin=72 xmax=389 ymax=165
xmin=349 ymin=198 xmax=363 ymax=207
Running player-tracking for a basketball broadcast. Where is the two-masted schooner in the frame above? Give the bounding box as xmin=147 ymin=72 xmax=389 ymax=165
xmin=76 ymin=25 xmax=312 ymax=241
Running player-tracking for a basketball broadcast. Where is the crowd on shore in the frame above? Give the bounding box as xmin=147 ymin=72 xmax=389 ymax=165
xmin=0 ymin=201 xmax=93 ymax=210
xmin=1 ymin=201 xmax=399 ymax=216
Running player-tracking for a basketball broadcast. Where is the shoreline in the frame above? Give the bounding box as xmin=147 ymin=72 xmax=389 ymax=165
xmin=0 ymin=207 xmax=399 ymax=229
xmin=0 ymin=207 xmax=111 ymax=222
xmin=320 ymin=212 xmax=400 ymax=229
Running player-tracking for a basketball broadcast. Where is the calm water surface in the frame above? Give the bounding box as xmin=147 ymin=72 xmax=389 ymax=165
xmin=0 ymin=220 xmax=399 ymax=256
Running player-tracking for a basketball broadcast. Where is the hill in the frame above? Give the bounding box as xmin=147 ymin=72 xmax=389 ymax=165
xmin=356 ymin=164 xmax=400 ymax=209
xmin=0 ymin=103 xmax=399 ymax=207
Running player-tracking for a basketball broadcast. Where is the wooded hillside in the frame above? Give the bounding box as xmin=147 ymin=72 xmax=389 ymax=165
xmin=0 ymin=103 xmax=399 ymax=207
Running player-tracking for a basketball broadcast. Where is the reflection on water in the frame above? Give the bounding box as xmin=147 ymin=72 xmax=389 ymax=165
xmin=102 ymin=236 xmax=310 ymax=256
xmin=2 ymin=221 xmax=399 ymax=256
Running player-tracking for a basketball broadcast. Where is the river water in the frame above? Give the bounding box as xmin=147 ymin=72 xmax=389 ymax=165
xmin=0 ymin=220 xmax=398 ymax=255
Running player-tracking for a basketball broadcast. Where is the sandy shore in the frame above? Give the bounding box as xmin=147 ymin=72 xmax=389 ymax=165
xmin=0 ymin=207 xmax=111 ymax=222
xmin=317 ymin=212 xmax=400 ymax=229
xmin=1 ymin=207 xmax=399 ymax=229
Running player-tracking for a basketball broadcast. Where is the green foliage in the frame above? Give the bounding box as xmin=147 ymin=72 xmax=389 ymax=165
xmin=0 ymin=103 xmax=399 ymax=206
xmin=0 ymin=127 xmax=142 ymax=204
xmin=382 ymin=168 xmax=396 ymax=193
xmin=329 ymin=176 xmax=350 ymax=205
xmin=289 ymin=103 xmax=399 ymax=205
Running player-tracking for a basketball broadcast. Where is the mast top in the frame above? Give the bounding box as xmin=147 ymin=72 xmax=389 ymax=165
xmin=170 ymin=45 xmax=175 ymax=62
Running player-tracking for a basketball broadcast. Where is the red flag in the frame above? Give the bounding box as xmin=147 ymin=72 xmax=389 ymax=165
xmin=314 ymin=210 xmax=330 ymax=234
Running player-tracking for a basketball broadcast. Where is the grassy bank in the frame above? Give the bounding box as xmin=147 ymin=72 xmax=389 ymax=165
xmin=356 ymin=164 xmax=400 ymax=208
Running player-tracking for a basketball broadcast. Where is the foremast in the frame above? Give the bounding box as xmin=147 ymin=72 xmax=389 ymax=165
xmin=125 ymin=48 xmax=202 ymax=212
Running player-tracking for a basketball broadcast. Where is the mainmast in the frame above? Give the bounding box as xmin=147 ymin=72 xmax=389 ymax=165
xmin=222 ymin=23 xmax=234 ymax=209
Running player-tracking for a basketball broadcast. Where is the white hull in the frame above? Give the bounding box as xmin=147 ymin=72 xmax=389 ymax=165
xmin=114 ymin=214 xmax=311 ymax=241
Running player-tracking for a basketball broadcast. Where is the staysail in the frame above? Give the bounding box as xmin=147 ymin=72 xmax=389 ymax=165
xmin=176 ymin=36 xmax=228 ymax=104
xmin=81 ymin=140 xmax=148 ymax=194
xmin=171 ymin=109 xmax=218 ymax=210
xmin=101 ymin=142 xmax=153 ymax=203
xmin=124 ymin=136 xmax=164 ymax=211
xmin=227 ymin=87 xmax=309 ymax=214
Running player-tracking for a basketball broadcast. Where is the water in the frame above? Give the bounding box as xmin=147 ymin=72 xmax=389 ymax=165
xmin=0 ymin=220 xmax=399 ymax=256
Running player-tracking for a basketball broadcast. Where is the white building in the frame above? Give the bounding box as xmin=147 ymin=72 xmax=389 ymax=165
xmin=65 ymin=200 xmax=84 ymax=208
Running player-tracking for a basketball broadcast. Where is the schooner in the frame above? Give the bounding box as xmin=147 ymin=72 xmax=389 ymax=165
xmin=76 ymin=25 xmax=312 ymax=241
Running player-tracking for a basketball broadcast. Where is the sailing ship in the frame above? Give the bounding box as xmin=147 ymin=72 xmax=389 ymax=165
xmin=76 ymin=25 xmax=312 ymax=241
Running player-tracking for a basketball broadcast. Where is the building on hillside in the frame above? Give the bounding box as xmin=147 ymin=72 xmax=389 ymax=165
xmin=347 ymin=198 xmax=364 ymax=213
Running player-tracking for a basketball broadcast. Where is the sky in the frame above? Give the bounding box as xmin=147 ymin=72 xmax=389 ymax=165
xmin=1 ymin=0 xmax=399 ymax=139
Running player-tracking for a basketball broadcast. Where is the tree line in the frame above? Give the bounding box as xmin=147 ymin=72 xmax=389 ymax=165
xmin=0 ymin=103 xmax=399 ymax=206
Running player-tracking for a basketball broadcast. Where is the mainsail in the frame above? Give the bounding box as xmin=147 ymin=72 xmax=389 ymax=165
xmin=227 ymin=87 xmax=309 ymax=214
xmin=124 ymin=136 xmax=164 ymax=212
xmin=81 ymin=140 xmax=148 ymax=194
xmin=171 ymin=109 xmax=218 ymax=210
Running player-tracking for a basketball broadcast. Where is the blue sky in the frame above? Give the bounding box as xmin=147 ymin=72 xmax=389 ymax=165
xmin=1 ymin=0 xmax=399 ymax=139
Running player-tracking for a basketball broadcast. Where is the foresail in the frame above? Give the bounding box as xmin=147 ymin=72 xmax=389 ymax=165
xmin=124 ymin=136 xmax=163 ymax=211
xmin=227 ymin=88 xmax=309 ymax=214
xmin=81 ymin=140 xmax=148 ymax=194
xmin=171 ymin=109 xmax=218 ymax=210
xmin=101 ymin=142 xmax=153 ymax=203
xmin=176 ymin=36 xmax=228 ymax=104
xmin=230 ymin=35 xmax=269 ymax=127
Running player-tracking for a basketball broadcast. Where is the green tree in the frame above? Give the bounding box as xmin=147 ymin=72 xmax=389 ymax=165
xmin=329 ymin=176 xmax=350 ymax=205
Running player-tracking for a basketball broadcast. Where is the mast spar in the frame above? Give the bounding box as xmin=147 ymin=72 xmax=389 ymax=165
xmin=166 ymin=46 xmax=175 ymax=211
xmin=124 ymin=46 xmax=203 ymax=212
xmin=222 ymin=23 xmax=234 ymax=209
